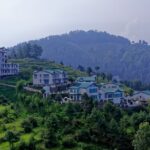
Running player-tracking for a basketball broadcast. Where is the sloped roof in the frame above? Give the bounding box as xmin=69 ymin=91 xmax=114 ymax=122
xmin=34 ymin=69 xmax=65 ymax=74
xmin=101 ymin=87 xmax=124 ymax=93
xmin=76 ymin=76 xmax=96 ymax=82
xmin=133 ymin=90 xmax=150 ymax=96
xmin=70 ymin=82 xmax=96 ymax=89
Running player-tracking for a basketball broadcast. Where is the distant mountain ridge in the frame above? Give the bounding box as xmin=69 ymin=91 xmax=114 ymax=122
xmin=10 ymin=30 xmax=150 ymax=82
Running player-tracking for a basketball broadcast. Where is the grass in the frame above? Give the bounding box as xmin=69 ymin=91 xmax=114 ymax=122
xmin=0 ymin=142 xmax=9 ymax=150
xmin=0 ymin=59 xmax=108 ymax=150
xmin=0 ymin=86 xmax=16 ymax=100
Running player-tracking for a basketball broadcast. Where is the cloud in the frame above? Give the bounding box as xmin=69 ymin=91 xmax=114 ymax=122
xmin=0 ymin=0 xmax=150 ymax=46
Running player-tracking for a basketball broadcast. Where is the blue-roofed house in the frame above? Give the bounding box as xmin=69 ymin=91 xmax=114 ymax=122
xmin=76 ymin=75 xmax=96 ymax=83
xmin=69 ymin=82 xmax=99 ymax=101
xmin=99 ymin=83 xmax=125 ymax=104
xmin=132 ymin=90 xmax=150 ymax=101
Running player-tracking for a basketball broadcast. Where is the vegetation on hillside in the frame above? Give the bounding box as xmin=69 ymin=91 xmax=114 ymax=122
xmin=9 ymin=30 xmax=150 ymax=82
xmin=0 ymin=59 xmax=150 ymax=150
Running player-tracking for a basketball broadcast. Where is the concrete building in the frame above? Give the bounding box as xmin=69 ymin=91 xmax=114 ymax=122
xmin=33 ymin=69 xmax=68 ymax=87
xmin=131 ymin=91 xmax=150 ymax=101
xmin=0 ymin=48 xmax=19 ymax=77
xmin=99 ymin=83 xmax=125 ymax=104
xmin=69 ymin=82 xmax=125 ymax=104
xmin=69 ymin=82 xmax=99 ymax=101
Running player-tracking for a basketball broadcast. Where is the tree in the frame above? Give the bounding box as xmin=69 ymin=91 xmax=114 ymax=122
xmin=21 ymin=117 xmax=38 ymax=133
xmin=62 ymin=136 xmax=76 ymax=148
xmin=106 ymin=73 xmax=113 ymax=81
xmin=100 ymin=72 xmax=106 ymax=80
xmin=87 ymin=67 xmax=93 ymax=75
xmin=77 ymin=65 xmax=85 ymax=72
xmin=132 ymin=122 xmax=150 ymax=150
xmin=43 ymin=129 xmax=59 ymax=148
xmin=5 ymin=131 xmax=19 ymax=149
xmin=17 ymin=137 xmax=36 ymax=150
xmin=60 ymin=61 xmax=64 ymax=65
xmin=11 ymin=43 xmax=43 ymax=59
xmin=95 ymin=66 xmax=100 ymax=74
xmin=16 ymin=80 xmax=25 ymax=93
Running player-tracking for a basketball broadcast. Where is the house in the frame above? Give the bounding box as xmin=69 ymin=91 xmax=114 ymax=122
xmin=99 ymin=83 xmax=125 ymax=104
xmin=76 ymin=75 xmax=97 ymax=83
xmin=33 ymin=69 xmax=68 ymax=87
xmin=0 ymin=48 xmax=19 ymax=77
xmin=69 ymin=82 xmax=125 ymax=104
xmin=131 ymin=90 xmax=150 ymax=101
xmin=69 ymin=82 xmax=99 ymax=101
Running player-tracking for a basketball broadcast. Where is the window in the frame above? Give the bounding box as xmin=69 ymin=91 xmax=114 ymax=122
xmin=91 ymin=95 xmax=97 ymax=100
xmin=34 ymin=74 xmax=37 ymax=79
xmin=44 ymin=74 xmax=49 ymax=78
xmin=44 ymin=79 xmax=49 ymax=85
xmin=89 ymin=88 xmax=97 ymax=93
xmin=114 ymin=92 xmax=123 ymax=98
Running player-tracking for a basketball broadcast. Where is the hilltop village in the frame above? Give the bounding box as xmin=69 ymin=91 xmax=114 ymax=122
xmin=1 ymin=47 xmax=150 ymax=108
xmin=1 ymin=47 xmax=150 ymax=150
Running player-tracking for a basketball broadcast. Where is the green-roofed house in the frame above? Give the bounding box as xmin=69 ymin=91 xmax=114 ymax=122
xmin=69 ymin=82 xmax=99 ymax=101
xmin=132 ymin=90 xmax=150 ymax=101
xmin=76 ymin=75 xmax=96 ymax=83
xmin=99 ymin=83 xmax=125 ymax=104
xmin=33 ymin=69 xmax=68 ymax=86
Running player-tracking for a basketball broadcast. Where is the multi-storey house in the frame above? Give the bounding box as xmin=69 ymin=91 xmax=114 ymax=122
xmin=33 ymin=69 xmax=68 ymax=87
xmin=0 ymin=48 xmax=19 ymax=77
xmin=69 ymin=82 xmax=99 ymax=101
xmin=99 ymin=83 xmax=124 ymax=104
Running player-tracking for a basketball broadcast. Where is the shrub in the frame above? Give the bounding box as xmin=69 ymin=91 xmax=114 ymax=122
xmin=21 ymin=117 xmax=38 ymax=133
xmin=62 ymin=136 xmax=76 ymax=148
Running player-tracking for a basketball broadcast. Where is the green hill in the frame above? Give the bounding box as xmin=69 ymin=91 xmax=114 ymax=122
xmin=10 ymin=30 xmax=150 ymax=82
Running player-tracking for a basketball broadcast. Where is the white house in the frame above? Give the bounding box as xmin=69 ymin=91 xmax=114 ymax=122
xmin=69 ymin=82 xmax=125 ymax=104
xmin=33 ymin=69 xmax=68 ymax=87
xmin=98 ymin=83 xmax=125 ymax=104
xmin=0 ymin=48 xmax=19 ymax=77
xmin=131 ymin=91 xmax=150 ymax=101
xmin=69 ymin=82 xmax=99 ymax=101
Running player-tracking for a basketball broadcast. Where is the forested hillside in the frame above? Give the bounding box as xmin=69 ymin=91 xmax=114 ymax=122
xmin=10 ymin=30 xmax=150 ymax=82
xmin=0 ymin=59 xmax=150 ymax=150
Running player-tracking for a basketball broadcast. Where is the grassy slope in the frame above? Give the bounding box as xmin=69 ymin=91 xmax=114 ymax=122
xmin=0 ymin=59 xmax=102 ymax=150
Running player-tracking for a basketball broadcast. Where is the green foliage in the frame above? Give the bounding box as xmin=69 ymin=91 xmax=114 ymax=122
xmin=9 ymin=30 xmax=150 ymax=82
xmin=5 ymin=131 xmax=19 ymax=149
xmin=62 ymin=136 xmax=76 ymax=148
xmin=16 ymin=137 xmax=36 ymax=150
xmin=21 ymin=117 xmax=38 ymax=133
xmin=16 ymin=80 xmax=26 ymax=93
xmin=132 ymin=122 xmax=150 ymax=150
xmin=1 ymin=59 xmax=150 ymax=150
xmin=10 ymin=43 xmax=43 ymax=59
xmin=42 ymin=128 xmax=59 ymax=148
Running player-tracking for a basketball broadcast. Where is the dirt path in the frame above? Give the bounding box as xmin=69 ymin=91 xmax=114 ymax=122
xmin=0 ymin=83 xmax=41 ymax=94
xmin=0 ymin=83 xmax=16 ymax=88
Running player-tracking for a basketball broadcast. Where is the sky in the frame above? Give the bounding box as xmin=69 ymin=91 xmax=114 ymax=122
xmin=0 ymin=0 xmax=150 ymax=47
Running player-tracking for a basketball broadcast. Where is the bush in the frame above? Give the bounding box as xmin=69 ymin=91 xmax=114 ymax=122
xmin=74 ymin=129 xmax=90 ymax=142
xmin=21 ymin=117 xmax=38 ymax=133
xmin=62 ymin=136 xmax=76 ymax=148
xmin=16 ymin=137 xmax=36 ymax=150
xmin=43 ymin=129 xmax=59 ymax=148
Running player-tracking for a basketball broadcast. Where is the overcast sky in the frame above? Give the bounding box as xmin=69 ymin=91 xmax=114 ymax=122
xmin=0 ymin=0 xmax=150 ymax=47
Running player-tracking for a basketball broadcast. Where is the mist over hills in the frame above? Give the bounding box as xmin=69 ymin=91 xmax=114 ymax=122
xmin=10 ymin=30 xmax=150 ymax=82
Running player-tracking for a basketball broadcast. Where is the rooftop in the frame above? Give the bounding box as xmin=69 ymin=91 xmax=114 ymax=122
xmin=34 ymin=69 xmax=65 ymax=74
xmin=70 ymin=82 xmax=95 ymax=89
xmin=134 ymin=90 xmax=150 ymax=96
xmin=76 ymin=76 xmax=96 ymax=82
